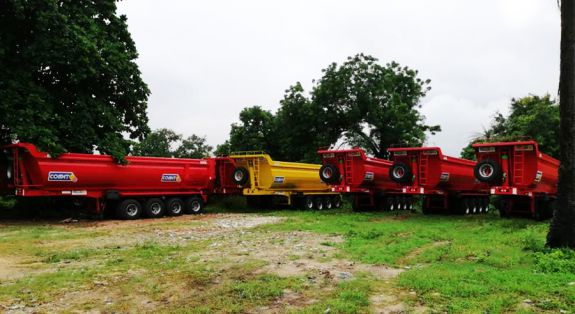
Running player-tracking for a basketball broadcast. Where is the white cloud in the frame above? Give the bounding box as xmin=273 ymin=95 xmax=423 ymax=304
xmin=117 ymin=0 xmax=560 ymax=156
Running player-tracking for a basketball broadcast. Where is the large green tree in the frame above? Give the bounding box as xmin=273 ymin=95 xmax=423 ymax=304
xmin=227 ymin=106 xmax=276 ymax=154
xmin=548 ymin=0 xmax=575 ymax=249
xmin=222 ymin=54 xmax=438 ymax=161
xmin=0 ymin=0 xmax=150 ymax=160
xmin=460 ymin=95 xmax=559 ymax=160
xmin=311 ymin=54 xmax=439 ymax=158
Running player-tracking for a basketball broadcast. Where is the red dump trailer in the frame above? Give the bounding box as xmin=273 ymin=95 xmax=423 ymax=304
xmin=387 ymin=147 xmax=489 ymax=214
xmin=472 ymin=141 xmax=559 ymax=219
xmin=0 ymin=143 xmax=239 ymax=219
xmin=317 ymin=148 xmax=407 ymax=211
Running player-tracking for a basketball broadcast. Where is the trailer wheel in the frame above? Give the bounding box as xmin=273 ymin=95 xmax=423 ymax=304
xmin=461 ymin=199 xmax=471 ymax=215
xmin=319 ymin=164 xmax=340 ymax=184
xmin=231 ymin=167 xmax=249 ymax=186
xmin=144 ymin=198 xmax=165 ymax=218
xmin=116 ymin=199 xmax=142 ymax=220
xmin=304 ymin=196 xmax=314 ymax=210
xmin=165 ymin=198 xmax=184 ymax=216
xmin=185 ymin=197 xmax=204 ymax=214
xmin=474 ymin=159 xmax=503 ymax=184
xmin=324 ymin=197 xmax=333 ymax=210
xmin=333 ymin=196 xmax=343 ymax=209
xmin=484 ymin=198 xmax=490 ymax=213
xmin=314 ymin=197 xmax=324 ymax=210
xmin=389 ymin=162 xmax=412 ymax=184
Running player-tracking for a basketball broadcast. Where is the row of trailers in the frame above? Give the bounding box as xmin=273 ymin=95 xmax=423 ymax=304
xmin=0 ymin=141 xmax=559 ymax=220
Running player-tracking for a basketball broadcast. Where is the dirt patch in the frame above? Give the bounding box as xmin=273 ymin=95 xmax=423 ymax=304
xmin=0 ymin=214 xmax=423 ymax=313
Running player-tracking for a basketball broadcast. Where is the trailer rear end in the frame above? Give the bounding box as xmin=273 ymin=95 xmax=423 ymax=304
xmin=472 ymin=141 xmax=559 ymax=219
xmin=229 ymin=152 xmax=340 ymax=209
xmin=388 ymin=147 xmax=489 ymax=214
xmin=317 ymin=148 xmax=406 ymax=211
xmin=0 ymin=143 xmax=234 ymax=219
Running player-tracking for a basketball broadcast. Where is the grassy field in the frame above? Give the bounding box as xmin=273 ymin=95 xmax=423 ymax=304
xmin=0 ymin=203 xmax=574 ymax=313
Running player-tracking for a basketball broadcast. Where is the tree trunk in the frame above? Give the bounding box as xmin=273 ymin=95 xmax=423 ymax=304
xmin=547 ymin=0 xmax=575 ymax=248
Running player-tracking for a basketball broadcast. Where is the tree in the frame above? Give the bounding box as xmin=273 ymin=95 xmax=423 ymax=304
xmin=548 ymin=1 xmax=575 ymax=249
xmin=132 ymin=128 xmax=181 ymax=157
xmin=133 ymin=128 xmax=212 ymax=158
xmin=273 ymin=83 xmax=317 ymax=162
xmin=460 ymin=95 xmax=559 ymax=160
xmin=0 ymin=0 xmax=150 ymax=160
xmin=311 ymin=54 xmax=440 ymax=158
xmin=221 ymin=54 xmax=438 ymax=162
xmin=227 ymin=106 xmax=276 ymax=153
xmin=175 ymin=135 xmax=213 ymax=158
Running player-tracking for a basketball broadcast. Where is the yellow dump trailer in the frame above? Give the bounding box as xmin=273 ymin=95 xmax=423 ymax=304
xmin=229 ymin=152 xmax=341 ymax=209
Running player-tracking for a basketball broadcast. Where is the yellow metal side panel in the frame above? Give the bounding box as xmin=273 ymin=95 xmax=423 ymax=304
xmin=230 ymin=153 xmax=331 ymax=195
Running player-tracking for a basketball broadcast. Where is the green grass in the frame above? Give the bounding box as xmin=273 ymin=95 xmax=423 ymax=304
xmin=260 ymin=209 xmax=575 ymax=313
xmin=1 ymin=207 xmax=574 ymax=313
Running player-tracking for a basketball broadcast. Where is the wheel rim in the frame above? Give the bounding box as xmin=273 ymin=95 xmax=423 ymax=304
xmin=478 ymin=164 xmax=494 ymax=179
xmin=326 ymin=200 xmax=332 ymax=209
xmin=190 ymin=200 xmax=201 ymax=212
xmin=126 ymin=204 xmax=138 ymax=217
xmin=306 ymin=199 xmax=313 ymax=209
xmin=150 ymin=202 xmax=162 ymax=215
xmin=233 ymin=170 xmax=244 ymax=182
xmin=171 ymin=202 xmax=182 ymax=214
xmin=322 ymin=167 xmax=333 ymax=180
xmin=392 ymin=167 xmax=405 ymax=179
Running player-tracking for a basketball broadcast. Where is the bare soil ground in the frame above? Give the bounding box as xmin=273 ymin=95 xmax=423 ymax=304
xmin=0 ymin=213 xmax=425 ymax=313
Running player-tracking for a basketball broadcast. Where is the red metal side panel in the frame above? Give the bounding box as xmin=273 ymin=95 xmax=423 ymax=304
xmin=318 ymin=148 xmax=399 ymax=191
xmin=214 ymin=157 xmax=242 ymax=194
xmin=472 ymin=141 xmax=559 ymax=195
xmin=388 ymin=147 xmax=485 ymax=193
xmin=6 ymin=143 xmax=217 ymax=198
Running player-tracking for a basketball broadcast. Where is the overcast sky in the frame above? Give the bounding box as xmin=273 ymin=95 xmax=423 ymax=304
xmin=117 ymin=0 xmax=560 ymax=157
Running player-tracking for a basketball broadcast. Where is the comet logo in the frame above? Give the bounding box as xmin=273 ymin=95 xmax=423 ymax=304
xmin=161 ymin=174 xmax=182 ymax=183
xmin=48 ymin=172 xmax=78 ymax=182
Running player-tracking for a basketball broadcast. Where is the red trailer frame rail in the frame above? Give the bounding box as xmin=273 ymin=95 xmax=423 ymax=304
xmin=0 ymin=143 xmax=239 ymax=219
xmin=472 ymin=141 xmax=558 ymax=219
xmin=388 ymin=146 xmax=490 ymax=215
xmin=317 ymin=148 xmax=407 ymax=211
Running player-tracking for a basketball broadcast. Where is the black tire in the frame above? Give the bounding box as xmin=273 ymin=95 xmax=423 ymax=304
xmin=319 ymin=164 xmax=340 ymax=184
xmin=333 ymin=196 xmax=343 ymax=208
xmin=385 ymin=197 xmax=394 ymax=212
xmin=474 ymin=159 xmax=503 ymax=184
xmin=231 ymin=167 xmax=249 ymax=186
xmin=143 ymin=198 xmax=165 ymax=218
xmin=314 ymin=197 xmax=324 ymax=210
xmin=389 ymin=162 xmax=412 ymax=184
xmin=116 ymin=199 xmax=142 ymax=220
xmin=304 ymin=196 xmax=314 ymax=210
xmin=185 ymin=197 xmax=204 ymax=214
xmin=165 ymin=198 xmax=184 ymax=216
xmin=461 ymin=198 xmax=471 ymax=215
xmin=324 ymin=197 xmax=333 ymax=210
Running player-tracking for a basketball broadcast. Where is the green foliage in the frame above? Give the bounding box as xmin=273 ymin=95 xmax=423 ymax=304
xmin=223 ymin=54 xmax=438 ymax=161
xmin=132 ymin=128 xmax=212 ymax=158
xmin=0 ymin=0 xmax=150 ymax=161
xmin=310 ymin=54 xmax=439 ymax=158
xmin=228 ymin=106 xmax=275 ymax=153
xmin=461 ymin=95 xmax=559 ymax=159
xmin=535 ymin=249 xmax=575 ymax=273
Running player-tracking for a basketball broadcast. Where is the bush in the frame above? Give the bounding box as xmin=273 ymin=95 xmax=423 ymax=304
xmin=535 ymin=249 xmax=575 ymax=273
